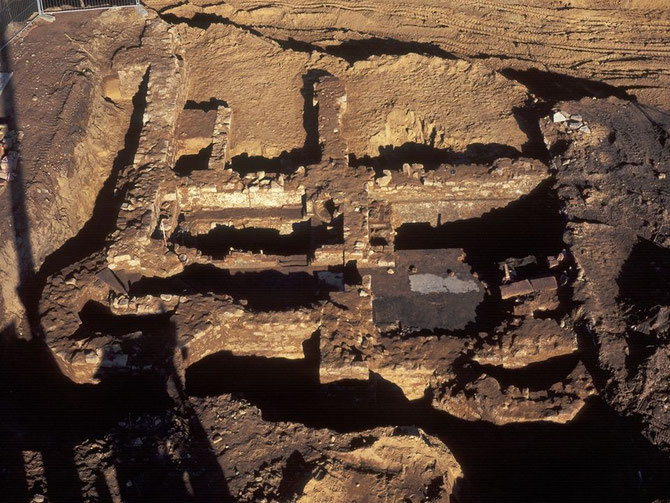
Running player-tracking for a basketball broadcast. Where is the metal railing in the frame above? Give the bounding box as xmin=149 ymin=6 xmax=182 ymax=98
xmin=39 ymin=0 xmax=138 ymax=14
xmin=0 ymin=0 xmax=38 ymax=44
xmin=2 ymin=0 xmax=139 ymax=49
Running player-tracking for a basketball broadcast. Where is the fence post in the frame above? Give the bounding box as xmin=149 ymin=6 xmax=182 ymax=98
xmin=36 ymin=0 xmax=43 ymax=15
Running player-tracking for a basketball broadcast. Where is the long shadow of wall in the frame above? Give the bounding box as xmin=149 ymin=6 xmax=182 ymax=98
xmin=1 ymin=317 xmax=234 ymax=501
xmin=186 ymin=346 xmax=670 ymax=503
xmin=98 ymin=321 xmax=233 ymax=502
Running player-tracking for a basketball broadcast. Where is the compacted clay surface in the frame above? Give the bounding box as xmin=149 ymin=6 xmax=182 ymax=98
xmin=1 ymin=2 xmax=670 ymax=502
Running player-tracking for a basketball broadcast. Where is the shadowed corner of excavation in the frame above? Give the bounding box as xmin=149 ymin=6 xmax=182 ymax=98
xmin=95 ymin=320 xmax=234 ymax=503
xmin=348 ymin=141 xmax=523 ymax=174
xmin=0 ymin=320 xmax=89 ymax=503
xmin=0 ymin=315 xmax=234 ymax=502
xmin=0 ymin=318 xmax=233 ymax=503
xmin=226 ymin=68 xmax=328 ymax=176
xmin=185 ymin=337 xmax=670 ymax=503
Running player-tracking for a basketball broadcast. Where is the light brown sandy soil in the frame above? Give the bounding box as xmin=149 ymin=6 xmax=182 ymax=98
xmin=148 ymin=0 xmax=670 ymax=109
xmin=179 ymin=23 xmax=529 ymax=159
xmin=0 ymin=4 xmax=670 ymax=503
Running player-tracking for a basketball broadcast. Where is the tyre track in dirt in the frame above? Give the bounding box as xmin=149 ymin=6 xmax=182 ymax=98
xmin=152 ymin=0 xmax=670 ymax=107
xmin=222 ymin=0 xmax=670 ymax=55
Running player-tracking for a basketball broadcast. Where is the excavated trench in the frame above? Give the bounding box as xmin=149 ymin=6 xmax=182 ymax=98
xmin=185 ymin=350 xmax=670 ymax=502
xmin=467 ymin=354 xmax=582 ymax=392
xmin=128 ymin=264 xmax=329 ymax=311
xmin=394 ymin=181 xmax=565 ymax=261
xmin=173 ymin=224 xmax=313 ymax=258
xmin=171 ymin=220 xmax=341 ymax=260
xmin=349 ymin=142 xmax=522 ymax=173
xmin=77 ymin=301 xmax=173 ymax=338
xmin=6 ymin=17 xmax=670 ymax=501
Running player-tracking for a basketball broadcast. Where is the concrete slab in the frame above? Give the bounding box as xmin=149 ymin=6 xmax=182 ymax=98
xmin=370 ymin=249 xmax=484 ymax=331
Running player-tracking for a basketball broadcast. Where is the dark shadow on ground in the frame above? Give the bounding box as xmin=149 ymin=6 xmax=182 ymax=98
xmin=172 ymin=221 xmax=314 ymax=259
xmin=349 ymin=141 xmax=522 ymax=174
xmin=394 ymin=180 xmax=565 ymax=264
xmin=500 ymin=68 xmax=635 ymax=103
xmin=129 ymin=264 xmax=328 ymax=311
xmin=99 ymin=322 xmax=233 ymax=502
xmin=186 ymin=347 xmax=670 ymax=503
xmin=324 ymin=37 xmax=457 ymax=64
xmin=0 ymin=318 xmax=234 ymax=501
xmin=617 ymin=238 xmax=670 ymax=319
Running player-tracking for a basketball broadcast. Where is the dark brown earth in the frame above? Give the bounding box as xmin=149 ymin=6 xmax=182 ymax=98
xmin=0 ymin=5 xmax=669 ymax=503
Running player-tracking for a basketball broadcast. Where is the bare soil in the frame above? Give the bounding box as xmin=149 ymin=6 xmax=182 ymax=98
xmin=0 ymin=4 xmax=669 ymax=503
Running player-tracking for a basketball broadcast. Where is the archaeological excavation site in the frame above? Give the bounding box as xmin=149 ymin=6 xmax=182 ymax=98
xmin=1 ymin=1 xmax=670 ymax=501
